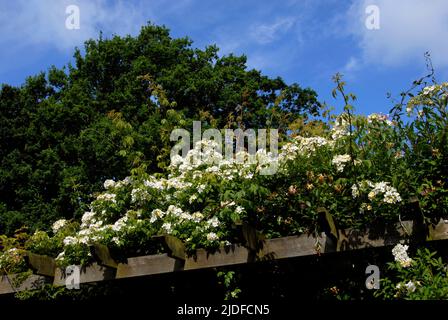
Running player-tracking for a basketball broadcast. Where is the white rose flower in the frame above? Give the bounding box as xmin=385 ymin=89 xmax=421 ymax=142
xmin=150 ymin=209 xmax=164 ymax=223
xmin=405 ymin=280 xmax=417 ymax=293
xmin=351 ymin=184 xmax=359 ymax=199
xmin=392 ymin=244 xmax=413 ymax=268
xmin=56 ymin=251 xmax=65 ymax=261
xmin=207 ymin=217 xmax=220 ymax=228
xmin=331 ymin=154 xmax=351 ymax=172
xmin=52 ymin=219 xmax=67 ymax=234
xmin=112 ymin=218 xmax=127 ymax=232
xmin=189 ymin=194 xmax=198 ymax=204
xmin=97 ymin=193 xmax=117 ymax=203
xmin=162 ymin=222 xmax=172 ymax=234
xmin=197 ymin=184 xmax=206 ymax=194
xmin=192 ymin=212 xmax=204 ymax=223
xmin=235 ymin=206 xmax=244 ymax=214
xmin=206 ymin=232 xmax=219 ymax=241
xmin=63 ymin=236 xmax=78 ymax=246
xmin=103 ymin=179 xmax=116 ymax=190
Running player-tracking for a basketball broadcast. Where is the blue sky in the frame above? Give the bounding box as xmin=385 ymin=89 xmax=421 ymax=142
xmin=1 ymin=0 xmax=448 ymax=115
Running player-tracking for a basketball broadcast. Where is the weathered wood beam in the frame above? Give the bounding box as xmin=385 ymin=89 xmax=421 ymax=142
xmin=116 ymin=253 xmax=183 ymax=279
xmin=258 ymin=233 xmax=325 ymax=260
xmin=1 ymin=218 xmax=448 ymax=295
xmin=184 ymin=244 xmax=251 ymax=270
xmin=53 ymin=263 xmax=116 ymax=286
xmin=0 ymin=274 xmax=50 ymax=295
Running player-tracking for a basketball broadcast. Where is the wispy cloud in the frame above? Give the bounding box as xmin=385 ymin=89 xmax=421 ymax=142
xmin=0 ymin=0 xmax=149 ymax=52
xmin=346 ymin=0 xmax=448 ymax=68
xmin=342 ymin=56 xmax=361 ymax=75
xmin=249 ymin=17 xmax=296 ymax=44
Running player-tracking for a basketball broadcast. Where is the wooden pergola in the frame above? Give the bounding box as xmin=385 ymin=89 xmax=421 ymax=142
xmin=2 ymin=205 xmax=448 ymax=295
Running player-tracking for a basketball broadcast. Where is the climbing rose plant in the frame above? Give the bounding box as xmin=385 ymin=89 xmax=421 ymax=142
xmin=1 ymin=80 xmax=447 ymax=279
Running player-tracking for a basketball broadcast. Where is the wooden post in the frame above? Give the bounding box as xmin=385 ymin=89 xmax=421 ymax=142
xmin=163 ymin=235 xmax=186 ymax=260
xmin=408 ymin=196 xmax=427 ymax=242
xmin=317 ymin=207 xmax=338 ymax=252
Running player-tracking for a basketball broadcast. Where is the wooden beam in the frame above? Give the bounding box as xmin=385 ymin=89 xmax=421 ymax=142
xmin=184 ymin=244 xmax=252 ymax=270
xmin=337 ymin=221 xmax=413 ymax=251
xmin=53 ymin=263 xmax=116 ymax=286
xmin=116 ymin=253 xmax=183 ymax=279
xmin=2 ymin=218 xmax=448 ymax=295
xmin=258 ymin=233 xmax=325 ymax=261
xmin=0 ymin=274 xmax=50 ymax=295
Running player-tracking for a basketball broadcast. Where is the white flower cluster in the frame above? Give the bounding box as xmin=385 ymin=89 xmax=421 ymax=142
xmin=60 ymin=209 xmax=112 ymax=253
xmin=170 ymin=139 xmax=277 ymax=180
xmin=63 ymin=236 xmax=79 ymax=246
xmin=96 ymin=193 xmax=116 ymax=203
xmin=351 ymin=184 xmax=360 ymax=198
xmin=277 ymin=115 xmax=354 ymax=163
xmin=61 ymin=193 xmax=224 ymax=262
xmin=115 ymin=176 xmax=132 ymax=189
xmin=103 ymin=179 xmax=116 ymax=189
xmin=169 ymin=121 xmax=353 ymax=179
xmin=368 ymin=182 xmax=402 ymax=204
xmin=131 ymin=187 xmax=150 ymax=204
xmin=206 ymin=216 xmax=220 ymax=228
xmin=396 ymin=280 xmax=419 ymax=294
xmin=407 ymin=83 xmax=448 ymax=115
xmin=150 ymin=209 xmax=164 ymax=223
xmin=330 ymin=114 xmax=350 ymax=140
xmin=235 ymin=206 xmax=245 ymax=215
xmin=392 ymin=243 xmax=412 ymax=268
xmin=422 ymin=85 xmax=436 ymax=96
xmin=192 ymin=212 xmax=204 ymax=223
xmin=53 ymin=143 xmax=257 ymax=264
xmin=279 ymin=136 xmax=334 ymax=162
xmin=81 ymin=211 xmax=95 ymax=228
xmin=367 ymin=113 xmax=393 ymax=126
xmin=332 ymin=154 xmax=351 ymax=172
xmin=404 ymin=280 xmax=417 ymax=293
xmin=351 ymin=180 xmax=402 ymax=204
xmin=170 ymin=140 xmax=224 ymax=173
xmin=206 ymin=232 xmax=219 ymax=241
xmin=52 ymin=219 xmax=67 ymax=234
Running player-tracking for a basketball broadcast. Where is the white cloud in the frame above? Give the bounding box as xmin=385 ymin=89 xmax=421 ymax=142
xmin=343 ymin=56 xmax=360 ymax=73
xmin=0 ymin=0 xmax=149 ymax=52
xmin=347 ymin=0 xmax=448 ymax=68
xmin=249 ymin=17 xmax=296 ymax=44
